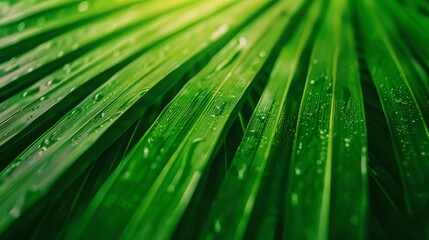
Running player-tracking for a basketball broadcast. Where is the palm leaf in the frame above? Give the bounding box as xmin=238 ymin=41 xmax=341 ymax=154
xmin=358 ymin=0 xmax=429 ymax=237
xmin=64 ymin=3 xmax=290 ymax=239
xmin=284 ymin=1 xmax=368 ymax=239
xmin=197 ymin=1 xmax=320 ymax=239
xmin=0 ymin=0 xmax=428 ymax=239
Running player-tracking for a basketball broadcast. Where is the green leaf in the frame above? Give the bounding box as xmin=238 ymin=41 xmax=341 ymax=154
xmin=0 ymin=0 xmax=268 ymax=235
xmin=358 ymin=0 xmax=429 ymax=236
xmin=0 ymin=1 xmax=428 ymax=239
xmin=63 ymin=2 xmax=291 ymax=239
xmin=0 ymin=0 xmax=191 ymax=97
xmin=284 ymin=1 xmax=368 ymax=239
xmin=0 ymin=0 xmax=232 ymax=161
xmin=197 ymin=1 xmax=320 ymax=239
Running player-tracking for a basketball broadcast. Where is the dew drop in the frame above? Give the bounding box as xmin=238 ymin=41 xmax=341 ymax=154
xmin=214 ymin=219 xmax=222 ymax=233
xmin=17 ymin=22 xmax=25 ymax=31
xmin=68 ymin=108 xmax=82 ymax=119
xmin=93 ymin=93 xmax=104 ymax=103
xmin=167 ymin=185 xmax=175 ymax=193
xmin=22 ymin=87 xmax=40 ymax=97
xmin=237 ymin=165 xmax=247 ymax=180
xmin=291 ymin=193 xmax=299 ymax=206
xmin=210 ymin=24 xmax=229 ymax=40
xmin=78 ymin=1 xmax=89 ymax=12
xmin=9 ymin=207 xmax=20 ymax=218
xmin=344 ymin=137 xmax=351 ymax=148
xmin=143 ymin=147 xmax=149 ymax=158
xmin=37 ymin=17 xmax=45 ymax=26
xmin=294 ymin=168 xmax=301 ymax=176
xmin=238 ymin=37 xmax=247 ymax=48
xmin=211 ymin=101 xmax=226 ymax=117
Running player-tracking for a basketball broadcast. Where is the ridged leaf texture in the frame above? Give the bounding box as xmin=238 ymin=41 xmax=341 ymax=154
xmin=0 ymin=0 xmax=428 ymax=239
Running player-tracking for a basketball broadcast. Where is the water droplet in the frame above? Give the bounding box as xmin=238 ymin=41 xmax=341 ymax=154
xmin=9 ymin=207 xmax=20 ymax=218
xmin=344 ymin=138 xmax=351 ymax=148
xmin=38 ymin=134 xmax=59 ymax=153
xmin=71 ymin=137 xmax=80 ymax=147
xmin=78 ymin=1 xmax=89 ymax=12
xmin=294 ymin=168 xmax=301 ymax=176
xmin=22 ymin=87 xmax=40 ymax=97
xmin=211 ymin=101 xmax=226 ymax=117
xmin=167 ymin=185 xmax=175 ymax=193
xmin=259 ymin=51 xmax=266 ymax=58
xmin=123 ymin=171 xmax=131 ymax=179
xmin=17 ymin=22 xmax=25 ymax=31
xmin=37 ymin=17 xmax=45 ymax=26
xmin=143 ymin=147 xmax=149 ymax=158
xmin=326 ymin=82 xmax=332 ymax=91
xmin=210 ymin=24 xmax=229 ymax=40
xmin=291 ymin=193 xmax=299 ymax=206
xmin=93 ymin=93 xmax=104 ymax=103
xmin=238 ymin=37 xmax=247 ymax=48
xmin=214 ymin=219 xmax=222 ymax=233
xmin=237 ymin=165 xmax=247 ymax=180
xmin=191 ymin=138 xmax=205 ymax=148
xmin=68 ymin=108 xmax=82 ymax=119
xmin=310 ymin=80 xmax=315 ymax=85
xmin=313 ymin=59 xmax=319 ymax=64
xmin=63 ymin=63 xmax=71 ymax=72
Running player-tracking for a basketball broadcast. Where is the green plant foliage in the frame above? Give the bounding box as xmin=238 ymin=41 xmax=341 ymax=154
xmin=0 ymin=0 xmax=428 ymax=239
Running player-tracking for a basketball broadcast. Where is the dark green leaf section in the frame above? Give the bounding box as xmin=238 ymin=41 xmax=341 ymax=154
xmin=0 ymin=0 xmax=428 ymax=239
xmin=358 ymin=0 xmax=429 ymax=238
xmin=197 ymin=1 xmax=320 ymax=239
xmin=284 ymin=1 xmax=368 ymax=239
